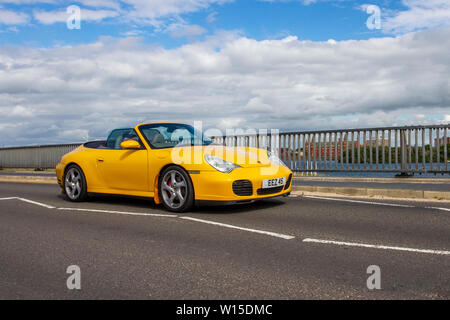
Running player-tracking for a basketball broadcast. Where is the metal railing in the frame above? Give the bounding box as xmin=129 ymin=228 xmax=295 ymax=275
xmin=0 ymin=125 xmax=449 ymax=175
xmin=0 ymin=143 xmax=81 ymax=169
xmin=212 ymin=125 xmax=450 ymax=175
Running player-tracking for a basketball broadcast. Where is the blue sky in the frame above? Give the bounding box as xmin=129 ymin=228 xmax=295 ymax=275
xmin=0 ymin=1 xmax=419 ymax=48
xmin=0 ymin=1 xmax=449 ymax=146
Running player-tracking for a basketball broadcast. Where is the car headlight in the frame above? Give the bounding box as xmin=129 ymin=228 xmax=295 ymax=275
xmin=267 ymin=151 xmax=286 ymax=167
xmin=205 ymin=154 xmax=242 ymax=173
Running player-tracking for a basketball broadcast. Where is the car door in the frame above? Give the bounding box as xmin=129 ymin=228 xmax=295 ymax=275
xmin=96 ymin=129 xmax=148 ymax=192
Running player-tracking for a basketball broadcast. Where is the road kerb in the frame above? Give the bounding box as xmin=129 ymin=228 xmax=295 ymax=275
xmin=0 ymin=175 xmax=56 ymax=185
xmin=1 ymin=175 xmax=449 ymax=201
xmin=292 ymin=186 xmax=450 ymax=201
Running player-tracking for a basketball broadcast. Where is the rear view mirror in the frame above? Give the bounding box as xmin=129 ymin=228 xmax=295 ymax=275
xmin=120 ymin=140 xmax=141 ymax=150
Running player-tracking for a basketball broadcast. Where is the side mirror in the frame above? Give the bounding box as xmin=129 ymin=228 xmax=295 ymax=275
xmin=120 ymin=140 xmax=141 ymax=150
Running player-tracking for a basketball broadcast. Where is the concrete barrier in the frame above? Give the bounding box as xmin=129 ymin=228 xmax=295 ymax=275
xmin=0 ymin=175 xmax=56 ymax=184
xmin=292 ymin=185 xmax=450 ymax=201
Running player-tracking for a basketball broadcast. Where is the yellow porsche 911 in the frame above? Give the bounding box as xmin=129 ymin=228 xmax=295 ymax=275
xmin=56 ymin=123 xmax=293 ymax=212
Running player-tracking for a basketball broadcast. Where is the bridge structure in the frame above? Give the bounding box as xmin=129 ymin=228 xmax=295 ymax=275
xmin=0 ymin=124 xmax=449 ymax=176
xmin=212 ymin=124 xmax=449 ymax=176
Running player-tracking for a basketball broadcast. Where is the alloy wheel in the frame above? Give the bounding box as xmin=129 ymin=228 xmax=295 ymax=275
xmin=161 ymin=170 xmax=188 ymax=210
xmin=65 ymin=167 xmax=83 ymax=200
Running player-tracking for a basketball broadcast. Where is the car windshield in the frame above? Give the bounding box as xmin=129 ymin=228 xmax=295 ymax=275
xmin=139 ymin=123 xmax=214 ymax=149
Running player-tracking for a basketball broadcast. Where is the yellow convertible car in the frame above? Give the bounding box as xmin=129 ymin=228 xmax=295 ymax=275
xmin=56 ymin=123 xmax=292 ymax=212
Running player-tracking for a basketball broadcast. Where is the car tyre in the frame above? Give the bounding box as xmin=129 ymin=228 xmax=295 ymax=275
xmin=64 ymin=164 xmax=88 ymax=202
xmin=159 ymin=166 xmax=194 ymax=213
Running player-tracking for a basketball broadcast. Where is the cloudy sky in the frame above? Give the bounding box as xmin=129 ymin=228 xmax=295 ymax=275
xmin=0 ymin=0 xmax=449 ymax=146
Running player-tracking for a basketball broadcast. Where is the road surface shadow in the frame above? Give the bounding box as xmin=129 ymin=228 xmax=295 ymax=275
xmin=58 ymin=193 xmax=287 ymax=214
xmin=58 ymin=193 xmax=159 ymax=210
xmin=194 ymin=198 xmax=287 ymax=215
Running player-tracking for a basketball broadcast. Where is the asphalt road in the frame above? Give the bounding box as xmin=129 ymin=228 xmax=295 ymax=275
xmin=292 ymin=179 xmax=450 ymax=191
xmin=0 ymin=182 xmax=449 ymax=299
xmin=2 ymin=171 xmax=450 ymax=191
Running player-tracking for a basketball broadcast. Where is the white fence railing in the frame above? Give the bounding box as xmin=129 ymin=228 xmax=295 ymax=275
xmin=0 ymin=125 xmax=449 ymax=175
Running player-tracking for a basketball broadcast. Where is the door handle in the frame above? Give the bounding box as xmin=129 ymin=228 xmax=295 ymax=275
xmin=96 ymin=157 xmax=104 ymax=162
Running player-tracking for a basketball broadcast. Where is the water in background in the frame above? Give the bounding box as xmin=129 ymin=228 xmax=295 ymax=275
xmin=287 ymin=161 xmax=450 ymax=178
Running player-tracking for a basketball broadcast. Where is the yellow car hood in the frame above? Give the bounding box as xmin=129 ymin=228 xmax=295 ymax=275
xmin=170 ymin=145 xmax=273 ymax=168
xmin=207 ymin=146 xmax=272 ymax=168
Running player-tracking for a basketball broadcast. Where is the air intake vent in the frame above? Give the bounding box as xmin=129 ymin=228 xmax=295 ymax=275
xmin=232 ymin=180 xmax=253 ymax=196
xmin=257 ymin=186 xmax=284 ymax=195
xmin=284 ymin=174 xmax=293 ymax=190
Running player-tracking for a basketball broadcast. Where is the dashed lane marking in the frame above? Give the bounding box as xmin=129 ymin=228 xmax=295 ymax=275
xmin=304 ymin=195 xmax=415 ymax=208
xmin=0 ymin=196 xmax=55 ymax=209
xmin=57 ymin=207 xmax=177 ymax=218
xmin=2 ymin=196 xmax=450 ymax=250
xmin=303 ymin=238 xmax=450 ymax=256
xmin=426 ymin=207 xmax=450 ymax=212
xmin=180 ymin=216 xmax=295 ymax=240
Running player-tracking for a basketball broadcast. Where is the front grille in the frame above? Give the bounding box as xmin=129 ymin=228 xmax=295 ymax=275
xmin=232 ymin=180 xmax=253 ymax=196
xmin=257 ymin=186 xmax=284 ymax=195
xmin=284 ymin=174 xmax=293 ymax=190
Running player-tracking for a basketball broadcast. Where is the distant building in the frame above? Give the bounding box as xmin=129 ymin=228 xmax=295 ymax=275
xmin=434 ymin=137 xmax=450 ymax=146
xmin=365 ymin=138 xmax=390 ymax=147
xmin=302 ymin=139 xmax=358 ymax=158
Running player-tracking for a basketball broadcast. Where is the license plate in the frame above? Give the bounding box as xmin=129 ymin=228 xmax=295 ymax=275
xmin=262 ymin=177 xmax=286 ymax=189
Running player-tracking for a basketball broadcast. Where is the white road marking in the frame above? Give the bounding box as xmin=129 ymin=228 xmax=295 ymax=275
xmin=0 ymin=196 xmax=56 ymax=209
xmin=0 ymin=196 xmax=176 ymax=217
xmin=2 ymin=195 xmax=448 ymax=247
xmin=58 ymin=207 xmax=177 ymax=218
xmin=180 ymin=216 xmax=295 ymax=240
xmin=1 ymin=196 xmax=292 ymax=239
xmin=426 ymin=207 xmax=450 ymax=212
xmin=17 ymin=197 xmax=56 ymax=209
xmin=303 ymin=238 xmax=450 ymax=256
xmin=304 ymin=195 xmax=415 ymax=208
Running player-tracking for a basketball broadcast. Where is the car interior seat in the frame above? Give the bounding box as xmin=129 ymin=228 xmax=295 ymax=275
xmin=114 ymin=133 xmax=125 ymax=149
xmin=152 ymin=133 xmax=165 ymax=146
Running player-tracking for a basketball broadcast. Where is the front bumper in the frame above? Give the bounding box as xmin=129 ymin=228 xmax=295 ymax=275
xmin=55 ymin=162 xmax=65 ymax=188
xmin=189 ymin=166 xmax=293 ymax=202
xmin=195 ymin=192 xmax=291 ymax=207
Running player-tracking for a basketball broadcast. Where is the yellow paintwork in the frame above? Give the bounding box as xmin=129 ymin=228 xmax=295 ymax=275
xmin=120 ymin=140 xmax=141 ymax=150
xmin=56 ymin=123 xmax=293 ymax=203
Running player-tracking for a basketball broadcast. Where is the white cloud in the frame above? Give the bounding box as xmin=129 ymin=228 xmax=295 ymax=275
xmin=77 ymin=0 xmax=121 ymax=10
xmin=0 ymin=105 xmax=34 ymax=117
xmin=0 ymin=0 xmax=55 ymax=3
xmin=2 ymin=0 xmax=449 ymax=36
xmin=122 ymin=0 xmax=232 ymax=20
xmin=0 ymin=0 xmax=233 ymax=27
xmin=120 ymin=29 xmax=144 ymax=37
xmin=58 ymin=128 xmax=89 ymax=141
xmin=258 ymin=0 xmax=339 ymax=5
xmin=0 ymin=28 xmax=449 ymax=146
xmin=169 ymin=24 xmax=208 ymax=38
xmin=33 ymin=7 xmax=118 ymax=24
xmin=206 ymin=11 xmax=218 ymax=23
xmin=0 ymin=6 xmax=29 ymax=24
xmin=383 ymin=0 xmax=450 ymax=34
xmin=262 ymin=0 xmax=450 ymax=35
xmin=300 ymin=0 xmax=319 ymax=4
